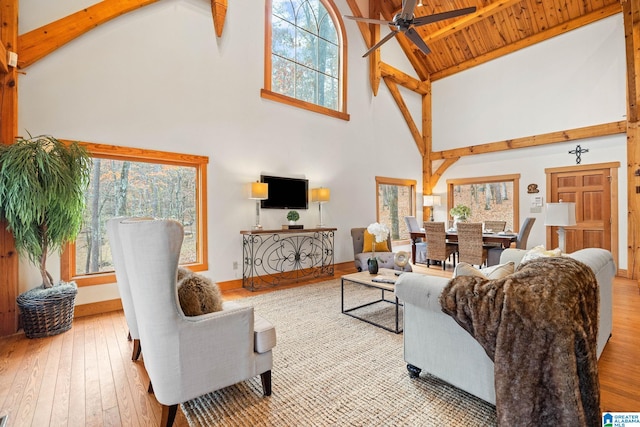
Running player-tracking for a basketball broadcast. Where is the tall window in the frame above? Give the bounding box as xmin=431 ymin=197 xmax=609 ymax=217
xmin=446 ymin=174 xmax=520 ymax=232
xmin=376 ymin=177 xmax=417 ymax=242
xmin=261 ymin=0 xmax=349 ymax=120
xmin=61 ymin=143 xmax=209 ymax=286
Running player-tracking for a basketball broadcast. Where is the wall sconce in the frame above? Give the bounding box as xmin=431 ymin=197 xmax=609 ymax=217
xmin=423 ymin=195 xmax=441 ymax=222
xmin=311 ymin=187 xmax=330 ymax=228
xmin=544 ymin=200 xmax=576 ymax=252
xmin=249 ymin=181 xmax=268 ymax=230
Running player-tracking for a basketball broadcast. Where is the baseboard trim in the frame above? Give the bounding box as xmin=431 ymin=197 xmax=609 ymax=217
xmin=74 ymin=299 xmax=123 ymax=318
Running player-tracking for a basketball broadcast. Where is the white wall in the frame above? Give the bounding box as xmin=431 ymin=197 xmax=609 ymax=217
xmin=17 ymin=0 xmax=424 ymax=303
xmin=431 ymin=14 xmax=628 ymax=268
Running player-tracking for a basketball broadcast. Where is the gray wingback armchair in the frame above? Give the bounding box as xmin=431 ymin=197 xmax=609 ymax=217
xmin=350 ymin=227 xmax=412 ymax=272
xmin=115 ymin=218 xmax=276 ymax=427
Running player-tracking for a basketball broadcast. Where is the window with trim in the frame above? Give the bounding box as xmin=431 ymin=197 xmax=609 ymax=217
xmin=446 ymin=174 xmax=520 ymax=231
xmin=261 ymin=0 xmax=349 ymax=121
xmin=375 ymin=176 xmax=417 ymax=243
xmin=61 ymin=143 xmax=209 ymax=287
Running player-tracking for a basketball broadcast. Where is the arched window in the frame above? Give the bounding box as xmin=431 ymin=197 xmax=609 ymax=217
xmin=261 ymin=0 xmax=349 ymax=120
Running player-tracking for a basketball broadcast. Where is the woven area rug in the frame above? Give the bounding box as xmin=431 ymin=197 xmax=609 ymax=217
xmin=181 ymin=279 xmax=497 ymax=426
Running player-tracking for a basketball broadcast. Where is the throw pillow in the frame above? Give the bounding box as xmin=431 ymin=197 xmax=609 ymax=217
xmin=453 ymin=261 xmax=515 ymax=280
xmin=521 ymin=245 xmax=562 ymax=264
xmin=363 ymin=230 xmax=390 ymax=253
xmin=177 ymin=272 xmax=223 ymax=316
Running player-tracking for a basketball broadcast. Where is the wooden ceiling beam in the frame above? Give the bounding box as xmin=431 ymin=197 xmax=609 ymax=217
xmin=369 ymin=0 xmax=381 ymax=96
xmin=18 ymin=0 xmax=160 ymax=69
xmin=211 ymin=0 xmax=227 ymax=38
xmin=430 ymin=3 xmax=622 ymax=81
xmin=380 ymin=62 xmax=429 ymax=94
xmin=422 ymin=0 xmax=523 ymax=45
xmin=345 ymin=0 xmax=372 ymax=46
xmin=431 ymin=121 xmax=626 ymax=160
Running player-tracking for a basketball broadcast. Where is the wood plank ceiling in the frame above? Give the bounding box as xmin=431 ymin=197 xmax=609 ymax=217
xmin=363 ymin=0 xmax=622 ymax=81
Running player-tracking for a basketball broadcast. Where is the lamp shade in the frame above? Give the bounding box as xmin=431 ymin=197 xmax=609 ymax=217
xmin=311 ymin=187 xmax=330 ymax=203
xmin=423 ymin=195 xmax=441 ymax=207
xmin=249 ymin=182 xmax=268 ymax=200
xmin=544 ymin=202 xmax=576 ymax=226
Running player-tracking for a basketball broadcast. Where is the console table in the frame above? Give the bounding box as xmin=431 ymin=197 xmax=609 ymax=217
xmin=240 ymin=228 xmax=337 ymax=290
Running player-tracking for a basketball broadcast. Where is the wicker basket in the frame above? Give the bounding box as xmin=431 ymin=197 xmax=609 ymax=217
xmin=17 ymin=282 xmax=78 ymax=339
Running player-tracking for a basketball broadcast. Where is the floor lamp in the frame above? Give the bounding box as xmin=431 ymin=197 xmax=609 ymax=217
xmin=250 ymin=181 xmax=268 ymax=230
xmin=423 ymin=195 xmax=441 ymax=222
xmin=544 ymin=201 xmax=576 ymax=252
xmin=311 ymin=187 xmax=330 ymax=228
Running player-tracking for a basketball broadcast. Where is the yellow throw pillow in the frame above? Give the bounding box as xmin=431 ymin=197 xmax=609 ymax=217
xmin=363 ymin=230 xmax=390 ymax=253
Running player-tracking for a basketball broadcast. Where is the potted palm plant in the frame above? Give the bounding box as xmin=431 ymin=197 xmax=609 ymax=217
xmin=0 ymin=134 xmax=91 ymax=338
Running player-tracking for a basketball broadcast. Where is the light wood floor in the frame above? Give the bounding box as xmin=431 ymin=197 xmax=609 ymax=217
xmin=0 ymin=263 xmax=638 ymax=426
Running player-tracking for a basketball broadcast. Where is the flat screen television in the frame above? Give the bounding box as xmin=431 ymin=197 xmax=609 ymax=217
xmin=260 ymin=175 xmax=308 ymax=209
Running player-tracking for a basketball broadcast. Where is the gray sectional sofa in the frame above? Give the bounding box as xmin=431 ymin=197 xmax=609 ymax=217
xmin=394 ymin=247 xmax=615 ymax=405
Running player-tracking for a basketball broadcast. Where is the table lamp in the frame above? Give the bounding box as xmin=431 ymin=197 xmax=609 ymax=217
xmin=249 ymin=181 xmax=268 ymax=229
xmin=544 ymin=201 xmax=576 ymax=252
xmin=423 ymin=195 xmax=441 ymax=222
xmin=311 ymin=187 xmax=330 ymax=228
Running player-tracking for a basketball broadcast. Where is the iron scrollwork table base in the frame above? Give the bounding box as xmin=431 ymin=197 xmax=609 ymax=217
xmin=241 ymin=228 xmax=337 ymax=290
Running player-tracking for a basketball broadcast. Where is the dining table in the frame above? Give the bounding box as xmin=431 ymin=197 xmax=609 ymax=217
xmin=409 ymin=230 xmax=518 ymax=265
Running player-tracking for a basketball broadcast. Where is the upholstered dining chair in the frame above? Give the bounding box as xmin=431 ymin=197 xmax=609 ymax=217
xmin=483 ymin=220 xmax=506 ymax=232
xmin=456 ymin=222 xmax=490 ymax=267
xmin=106 ymin=216 xmax=152 ymax=361
xmin=424 ymin=222 xmax=457 ymax=270
xmin=515 ymin=217 xmax=536 ymax=249
xmin=404 ymin=216 xmax=427 ymax=264
xmin=117 ymin=218 xmax=276 ymax=427
xmin=487 ymin=217 xmax=537 ymax=266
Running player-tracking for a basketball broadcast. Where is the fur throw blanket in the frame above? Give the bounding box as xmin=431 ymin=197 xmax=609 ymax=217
xmin=440 ymin=257 xmax=600 ymax=427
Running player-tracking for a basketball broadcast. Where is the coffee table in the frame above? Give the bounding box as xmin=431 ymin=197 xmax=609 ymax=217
xmin=341 ymin=268 xmax=403 ymax=333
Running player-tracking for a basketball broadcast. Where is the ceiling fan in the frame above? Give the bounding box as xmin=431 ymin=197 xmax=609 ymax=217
xmin=344 ymin=0 xmax=476 ymax=57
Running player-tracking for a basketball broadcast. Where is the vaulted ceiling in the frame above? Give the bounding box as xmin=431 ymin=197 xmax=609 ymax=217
xmin=347 ymin=0 xmax=622 ymax=81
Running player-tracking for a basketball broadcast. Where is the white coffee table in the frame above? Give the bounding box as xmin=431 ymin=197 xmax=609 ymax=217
xmin=341 ymin=268 xmax=403 ymax=333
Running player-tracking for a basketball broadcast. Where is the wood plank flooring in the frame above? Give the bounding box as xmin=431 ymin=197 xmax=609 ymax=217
xmin=0 ymin=263 xmax=638 ymax=426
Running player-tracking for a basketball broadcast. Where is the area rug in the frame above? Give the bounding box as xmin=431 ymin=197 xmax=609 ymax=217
xmin=181 ymin=279 xmax=497 ymax=426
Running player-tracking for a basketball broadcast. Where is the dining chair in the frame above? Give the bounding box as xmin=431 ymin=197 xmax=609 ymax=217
xmin=424 ymin=222 xmax=457 ymax=270
xmin=404 ymin=216 xmax=427 ymax=264
xmin=483 ymin=220 xmax=506 ymax=232
xmin=516 ymin=217 xmax=536 ymax=249
xmin=456 ymin=222 xmax=490 ymax=267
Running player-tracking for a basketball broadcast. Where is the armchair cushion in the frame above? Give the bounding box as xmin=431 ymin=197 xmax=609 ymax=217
xmin=363 ymin=230 xmax=390 ymax=253
xmin=178 ymin=272 xmax=223 ymax=316
xmin=453 ymin=261 xmax=515 ymax=280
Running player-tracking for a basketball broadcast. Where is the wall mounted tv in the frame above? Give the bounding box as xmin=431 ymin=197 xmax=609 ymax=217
xmin=260 ymin=175 xmax=309 ymax=209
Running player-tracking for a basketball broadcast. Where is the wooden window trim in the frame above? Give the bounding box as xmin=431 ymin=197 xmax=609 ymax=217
xmin=446 ymin=173 xmax=521 ymax=230
xmin=375 ymin=176 xmax=418 ymax=243
xmin=60 ymin=141 xmax=209 ymax=287
xmin=262 ymin=0 xmax=349 ymax=121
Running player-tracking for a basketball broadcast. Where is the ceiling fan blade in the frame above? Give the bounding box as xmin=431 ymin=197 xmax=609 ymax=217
xmin=413 ymin=6 xmax=477 ymax=26
xmin=404 ymin=28 xmax=431 ymax=55
xmin=399 ymin=0 xmax=419 ymax=21
xmin=362 ymin=30 xmax=399 ymax=57
xmin=343 ymin=15 xmax=392 ymax=26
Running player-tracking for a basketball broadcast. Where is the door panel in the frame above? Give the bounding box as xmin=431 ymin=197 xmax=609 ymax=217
xmin=549 ymin=168 xmax=611 ymax=253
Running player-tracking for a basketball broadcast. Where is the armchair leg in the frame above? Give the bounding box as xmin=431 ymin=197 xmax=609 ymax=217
xmin=148 ymin=381 xmax=154 ymax=394
xmin=260 ymin=370 xmax=272 ymax=396
xmin=160 ymin=404 xmax=178 ymax=427
xmin=131 ymin=339 xmax=142 ymax=361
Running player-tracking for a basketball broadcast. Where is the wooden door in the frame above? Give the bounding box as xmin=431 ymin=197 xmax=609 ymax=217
xmin=546 ymin=163 xmax=618 ymax=257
